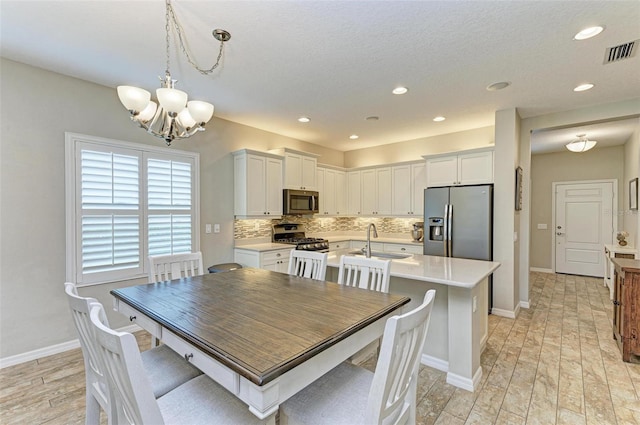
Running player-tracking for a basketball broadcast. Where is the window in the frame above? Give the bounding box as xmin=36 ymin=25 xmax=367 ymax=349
xmin=66 ymin=133 xmax=199 ymax=285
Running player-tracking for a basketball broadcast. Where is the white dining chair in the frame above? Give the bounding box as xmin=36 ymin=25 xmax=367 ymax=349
xmin=288 ymin=250 xmax=328 ymax=281
xmin=148 ymin=251 xmax=204 ymax=283
xmin=64 ymin=282 xmax=202 ymax=425
xmin=280 ymin=289 xmax=436 ymax=425
xmin=88 ymin=302 xmax=267 ymax=425
xmin=337 ymin=255 xmax=391 ymax=293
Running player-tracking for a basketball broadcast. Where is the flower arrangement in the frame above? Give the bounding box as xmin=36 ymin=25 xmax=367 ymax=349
xmin=617 ymin=231 xmax=629 ymax=246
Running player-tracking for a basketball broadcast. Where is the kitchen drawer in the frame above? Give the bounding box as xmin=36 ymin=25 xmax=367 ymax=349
xmin=329 ymin=241 xmax=349 ymax=251
xmin=115 ymin=301 xmax=161 ymax=338
xmin=162 ymin=329 xmax=240 ymax=394
xmin=261 ymin=248 xmax=292 ymax=263
xmin=384 ymin=243 xmax=422 ymax=254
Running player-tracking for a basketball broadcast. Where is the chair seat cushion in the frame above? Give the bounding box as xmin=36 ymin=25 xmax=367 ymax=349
xmin=141 ymin=344 xmax=202 ymax=398
xmin=158 ymin=374 xmax=265 ymax=424
xmin=280 ymin=362 xmax=373 ymax=425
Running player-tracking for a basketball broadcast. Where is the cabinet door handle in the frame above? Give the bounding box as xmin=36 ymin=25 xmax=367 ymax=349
xmin=184 ymin=353 xmax=194 ymax=361
xmin=129 ymin=316 xmax=136 ymax=321
xmin=401 ymin=248 xmax=406 ymax=251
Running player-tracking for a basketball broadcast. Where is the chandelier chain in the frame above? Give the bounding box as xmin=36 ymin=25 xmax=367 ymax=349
xmin=166 ymin=0 xmax=226 ymax=76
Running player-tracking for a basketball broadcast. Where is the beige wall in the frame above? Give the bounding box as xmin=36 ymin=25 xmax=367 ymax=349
xmin=623 ymin=120 xmax=640 ymax=248
xmin=529 ymin=146 xmax=625 ymax=269
xmin=343 ymin=126 xmax=494 ymax=168
xmin=0 ymin=58 xmax=343 ymax=359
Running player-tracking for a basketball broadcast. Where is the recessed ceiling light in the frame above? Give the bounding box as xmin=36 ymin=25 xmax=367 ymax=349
xmin=433 ymin=116 xmax=446 ymax=122
xmin=392 ymin=87 xmax=408 ymax=95
xmin=349 ymin=134 xmax=359 ymax=140
xmin=297 ymin=116 xmax=310 ymax=123
xmin=573 ymin=83 xmax=594 ymax=92
xmin=486 ymin=81 xmax=511 ymax=91
xmin=365 ymin=116 xmax=379 ymax=121
xmin=574 ymin=26 xmax=605 ymax=40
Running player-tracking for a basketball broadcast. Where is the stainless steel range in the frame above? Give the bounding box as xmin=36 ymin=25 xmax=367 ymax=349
xmin=272 ymin=223 xmax=329 ymax=252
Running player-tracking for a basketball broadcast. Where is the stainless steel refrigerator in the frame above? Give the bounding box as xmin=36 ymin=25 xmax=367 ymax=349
xmin=423 ymin=185 xmax=493 ymax=310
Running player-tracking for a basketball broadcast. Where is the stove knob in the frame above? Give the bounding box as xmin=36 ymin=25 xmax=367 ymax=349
xmin=315 ymin=243 xmax=322 ymax=248
xmin=302 ymin=244 xmax=311 ymax=250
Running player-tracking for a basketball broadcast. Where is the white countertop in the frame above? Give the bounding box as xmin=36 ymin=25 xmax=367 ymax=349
xmin=234 ymin=243 xmax=293 ymax=252
xmin=604 ymin=244 xmax=637 ymax=255
xmin=327 ymin=248 xmax=500 ymax=289
xmin=325 ymin=235 xmax=423 ymax=245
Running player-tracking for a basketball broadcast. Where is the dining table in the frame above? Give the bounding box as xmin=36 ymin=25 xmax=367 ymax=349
xmin=111 ymin=267 xmax=410 ymax=420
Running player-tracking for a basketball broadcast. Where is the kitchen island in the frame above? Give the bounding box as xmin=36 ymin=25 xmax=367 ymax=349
xmin=326 ymin=248 xmax=500 ymax=392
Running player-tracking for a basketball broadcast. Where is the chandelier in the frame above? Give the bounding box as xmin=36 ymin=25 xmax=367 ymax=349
xmin=117 ymin=0 xmax=230 ymax=146
xmin=566 ymin=133 xmax=597 ymax=153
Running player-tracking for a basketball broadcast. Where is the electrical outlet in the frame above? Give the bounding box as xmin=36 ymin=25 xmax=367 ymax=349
xmin=254 ymin=222 xmax=260 ymax=231
xmin=205 ymin=224 xmax=212 ymax=234
xmin=472 ymin=296 xmax=477 ymax=313
xmin=214 ymin=224 xmax=220 ymax=233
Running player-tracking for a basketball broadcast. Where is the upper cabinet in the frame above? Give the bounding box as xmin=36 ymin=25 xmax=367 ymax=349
xmin=423 ymin=148 xmax=494 ymax=188
xmin=233 ymin=149 xmax=283 ymax=218
xmin=317 ymin=166 xmax=347 ymax=216
xmin=269 ymin=148 xmax=320 ymax=190
xmin=347 ymin=170 xmax=362 ymax=215
xmin=391 ymin=162 xmax=426 ymax=216
xmin=361 ymin=167 xmax=392 ymax=215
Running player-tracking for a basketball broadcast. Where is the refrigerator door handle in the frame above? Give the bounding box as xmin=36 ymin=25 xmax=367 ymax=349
xmin=447 ymin=203 xmax=453 ymax=257
xmin=443 ymin=204 xmax=449 ymax=257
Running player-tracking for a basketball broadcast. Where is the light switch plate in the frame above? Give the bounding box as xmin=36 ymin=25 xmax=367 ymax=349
xmin=537 ymin=223 xmax=548 ymax=230
xmin=214 ymin=224 xmax=220 ymax=233
xmin=205 ymin=224 xmax=212 ymax=234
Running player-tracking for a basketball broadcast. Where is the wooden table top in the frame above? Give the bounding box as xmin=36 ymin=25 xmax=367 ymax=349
xmin=111 ymin=268 xmax=410 ymax=386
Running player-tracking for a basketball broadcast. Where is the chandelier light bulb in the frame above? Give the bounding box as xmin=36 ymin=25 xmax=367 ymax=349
xmin=177 ymin=108 xmax=196 ymax=129
xmin=117 ymin=86 xmax=151 ymax=113
xmin=187 ymin=101 xmax=215 ymax=124
xmin=156 ymin=88 xmax=188 ymax=114
xmin=137 ymin=101 xmax=158 ymax=122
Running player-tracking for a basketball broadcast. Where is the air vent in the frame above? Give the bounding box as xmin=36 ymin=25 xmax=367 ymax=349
xmin=604 ymin=40 xmax=637 ymax=64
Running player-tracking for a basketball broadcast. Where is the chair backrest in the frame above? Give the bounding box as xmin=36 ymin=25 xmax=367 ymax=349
xmin=63 ymin=282 xmax=112 ymax=417
xmin=288 ymin=250 xmax=328 ymax=281
xmin=148 ymin=251 xmax=204 ymax=283
xmin=337 ymin=255 xmax=391 ymax=292
xmin=366 ymin=290 xmax=436 ymax=425
xmin=89 ymin=303 xmax=165 ymax=425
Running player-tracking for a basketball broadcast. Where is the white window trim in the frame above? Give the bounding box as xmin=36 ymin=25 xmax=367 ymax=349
xmin=65 ymin=132 xmax=200 ymax=286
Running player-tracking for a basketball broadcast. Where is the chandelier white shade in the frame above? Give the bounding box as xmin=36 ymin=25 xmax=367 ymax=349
xmin=566 ymin=134 xmax=597 ymax=152
xmin=116 ymin=0 xmax=229 ymax=146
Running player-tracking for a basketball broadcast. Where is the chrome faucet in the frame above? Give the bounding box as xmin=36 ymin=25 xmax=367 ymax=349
xmin=365 ymin=223 xmax=378 ymax=258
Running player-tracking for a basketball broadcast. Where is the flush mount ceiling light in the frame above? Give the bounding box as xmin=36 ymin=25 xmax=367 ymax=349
xmin=117 ymin=0 xmax=230 ymax=146
xmin=574 ymin=83 xmax=594 ymax=92
xmin=574 ymin=26 xmax=605 ymax=40
xmin=486 ymin=81 xmax=511 ymax=91
xmin=566 ymin=133 xmax=597 ymax=152
xmin=392 ymin=87 xmax=408 ymax=95
xmin=433 ymin=116 xmax=446 ymax=122
xmin=298 ymin=116 xmax=311 ymax=123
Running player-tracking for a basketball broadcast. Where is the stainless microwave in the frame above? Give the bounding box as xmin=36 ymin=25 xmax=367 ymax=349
xmin=283 ymin=189 xmax=319 ymax=215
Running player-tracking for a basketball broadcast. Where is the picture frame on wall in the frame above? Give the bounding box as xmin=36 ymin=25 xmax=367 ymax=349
xmin=515 ymin=166 xmax=523 ymax=211
xmin=630 ymin=177 xmax=638 ymax=211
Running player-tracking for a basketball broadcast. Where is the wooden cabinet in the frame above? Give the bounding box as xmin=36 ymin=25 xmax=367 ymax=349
xmin=612 ymin=258 xmax=640 ymax=362
xmin=604 ymin=244 xmax=636 ymax=299
xmin=233 ymin=149 xmax=283 ymax=218
xmin=234 ymin=247 xmax=293 ymax=272
xmin=391 ymin=162 xmax=426 ymax=216
xmin=360 ymin=167 xmax=392 ymax=216
xmin=270 ymin=148 xmax=319 ymax=190
xmin=317 ymin=166 xmax=347 ymax=216
xmin=423 ymin=148 xmax=493 ymax=188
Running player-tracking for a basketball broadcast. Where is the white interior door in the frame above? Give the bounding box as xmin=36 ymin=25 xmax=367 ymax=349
xmin=555 ymin=181 xmax=614 ymax=277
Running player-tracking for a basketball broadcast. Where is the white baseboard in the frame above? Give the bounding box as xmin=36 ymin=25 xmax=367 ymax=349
xmin=520 ymin=300 xmax=531 ymax=309
xmin=480 ymin=333 xmax=488 ymax=353
xmin=421 ymin=353 xmax=448 ymax=373
xmin=0 ymin=324 xmax=141 ymax=369
xmin=446 ymin=367 xmax=483 ymax=392
xmin=491 ymin=307 xmax=517 ymax=319
xmin=530 ymin=267 xmax=553 ymax=273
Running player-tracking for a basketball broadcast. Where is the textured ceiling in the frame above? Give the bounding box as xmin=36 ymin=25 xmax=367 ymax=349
xmin=1 ymin=1 xmax=639 ymax=152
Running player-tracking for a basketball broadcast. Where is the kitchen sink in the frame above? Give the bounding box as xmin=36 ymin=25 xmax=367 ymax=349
xmin=347 ymin=250 xmax=411 ymax=259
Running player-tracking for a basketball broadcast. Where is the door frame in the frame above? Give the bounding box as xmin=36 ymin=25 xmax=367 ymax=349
xmin=551 ymin=179 xmax=617 ymax=274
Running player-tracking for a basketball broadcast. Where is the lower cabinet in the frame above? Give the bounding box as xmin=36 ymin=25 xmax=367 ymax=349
xmin=383 ymin=243 xmax=423 ymax=255
xmin=329 ymin=241 xmax=349 ymax=251
xmin=612 ymin=258 xmax=640 ymax=362
xmin=234 ymin=248 xmax=293 ymax=272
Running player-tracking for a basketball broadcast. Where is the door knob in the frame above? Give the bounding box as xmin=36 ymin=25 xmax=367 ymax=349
xmin=557 ymin=232 xmax=564 ymax=236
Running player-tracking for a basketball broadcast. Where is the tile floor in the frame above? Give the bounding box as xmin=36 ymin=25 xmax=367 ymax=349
xmin=1 ymin=272 xmax=638 ymax=424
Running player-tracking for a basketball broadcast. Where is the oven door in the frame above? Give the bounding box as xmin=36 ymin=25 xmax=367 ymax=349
xmin=284 ymin=189 xmax=319 ymax=214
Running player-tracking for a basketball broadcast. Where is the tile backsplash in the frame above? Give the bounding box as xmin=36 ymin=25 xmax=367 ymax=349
xmin=234 ymin=215 xmax=423 ymax=240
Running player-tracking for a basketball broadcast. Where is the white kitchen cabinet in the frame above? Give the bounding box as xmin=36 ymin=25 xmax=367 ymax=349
xmin=350 ymin=240 xmax=384 ymax=252
xmin=383 ymin=243 xmax=423 ymax=255
xmin=317 ymin=166 xmax=347 ymax=216
xmin=361 ymin=167 xmax=392 ymax=216
xmin=234 ymin=247 xmax=293 ymax=272
xmin=270 ymin=148 xmax=319 ymax=190
xmin=347 ymin=171 xmax=362 ymax=215
xmin=423 ymin=148 xmax=493 ymax=187
xmin=329 ymin=241 xmax=349 ymax=251
xmin=233 ymin=149 xmax=283 ymax=218
xmin=392 ymin=162 xmax=426 ymax=216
